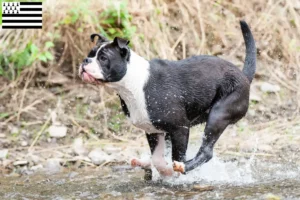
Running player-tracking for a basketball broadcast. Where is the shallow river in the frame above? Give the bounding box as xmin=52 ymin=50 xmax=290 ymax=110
xmin=1 ymin=154 xmax=300 ymax=200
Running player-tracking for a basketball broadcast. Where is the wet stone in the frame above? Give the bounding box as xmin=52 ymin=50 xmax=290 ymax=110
xmin=193 ymin=185 xmax=214 ymax=192
xmin=13 ymin=160 xmax=29 ymax=166
xmin=88 ymin=148 xmax=111 ymax=165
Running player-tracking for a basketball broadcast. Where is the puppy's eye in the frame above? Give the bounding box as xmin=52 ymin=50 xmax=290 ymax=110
xmin=100 ymin=56 xmax=107 ymax=62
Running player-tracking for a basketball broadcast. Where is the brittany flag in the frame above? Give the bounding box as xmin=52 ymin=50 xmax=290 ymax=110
xmin=1 ymin=2 xmax=42 ymax=29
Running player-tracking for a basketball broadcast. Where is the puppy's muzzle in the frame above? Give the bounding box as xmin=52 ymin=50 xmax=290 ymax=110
xmin=79 ymin=58 xmax=103 ymax=84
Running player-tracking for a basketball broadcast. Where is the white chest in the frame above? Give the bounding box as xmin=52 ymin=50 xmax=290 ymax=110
xmin=122 ymin=94 xmax=163 ymax=133
xmin=105 ymin=50 xmax=164 ymax=134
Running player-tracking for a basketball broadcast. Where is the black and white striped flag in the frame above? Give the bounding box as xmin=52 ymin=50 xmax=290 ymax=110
xmin=2 ymin=2 xmax=42 ymax=29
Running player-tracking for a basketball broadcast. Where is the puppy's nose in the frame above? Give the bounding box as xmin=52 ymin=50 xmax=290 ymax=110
xmin=83 ymin=58 xmax=92 ymax=65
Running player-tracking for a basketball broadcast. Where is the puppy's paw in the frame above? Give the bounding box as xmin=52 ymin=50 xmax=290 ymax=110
xmin=173 ymin=161 xmax=185 ymax=173
xmin=131 ymin=158 xmax=142 ymax=167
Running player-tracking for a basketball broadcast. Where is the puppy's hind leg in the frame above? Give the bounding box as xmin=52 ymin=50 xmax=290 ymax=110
xmin=174 ymin=89 xmax=249 ymax=173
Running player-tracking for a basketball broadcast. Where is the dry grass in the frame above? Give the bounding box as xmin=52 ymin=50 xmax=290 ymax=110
xmin=0 ymin=0 xmax=300 ymax=147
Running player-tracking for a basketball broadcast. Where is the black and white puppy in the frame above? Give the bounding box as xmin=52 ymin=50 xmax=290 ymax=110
xmin=79 ymin=21 xmax=256 ymax=178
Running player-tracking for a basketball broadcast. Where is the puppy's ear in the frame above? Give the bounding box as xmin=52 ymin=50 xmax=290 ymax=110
xmin=113 ymin=37 xmax=130 ymax=48
xmin=90 ymin=34 xmax=109 ymax=45
xmin=113 ymin=37 xmax=130 ymax=61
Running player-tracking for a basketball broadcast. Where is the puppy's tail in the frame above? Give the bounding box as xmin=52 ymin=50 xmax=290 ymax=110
xmin=240 ymin=20 xmax=256 ymax=83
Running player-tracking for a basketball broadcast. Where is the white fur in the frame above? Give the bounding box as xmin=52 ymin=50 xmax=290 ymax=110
xmin=106 ymin=50 xmax=164 ymax=133
xmin=152 ymin=134 xmax=166 ymax=167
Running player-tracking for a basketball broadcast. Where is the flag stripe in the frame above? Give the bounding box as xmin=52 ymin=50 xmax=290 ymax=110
xmin=2 ymin=14 xmax=42 ymax=17
xmin=2 ymin=17 xmax=42 ymax=20
xmin=19 ymin=11 xmax=43 ymax=14
xmin=3 ymin=23 xmax=42 ymax=26
xmin=2 ymin=26 xmax=42 ymax=29
xmin=2 ymin=20 xmax=42 ymax=23
xmin=20 ymin=8 xmax=42 ymax=11
xmin=20 ymin=5 xmax=43 ymax=8
xmin=20 ymin=2 xmax=42 ymax=5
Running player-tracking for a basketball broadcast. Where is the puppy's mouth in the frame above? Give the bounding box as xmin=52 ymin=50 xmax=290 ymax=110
xmin=80 ymin=67 xmax=104 ymax=85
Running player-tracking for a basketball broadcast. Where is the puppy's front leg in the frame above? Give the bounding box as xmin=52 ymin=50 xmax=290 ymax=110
xmin=151 ymin=133 xmax=174 ymax=176
xmin=170 ymin=127 xmax=189 ymax=172
xmin=131 ymin=133 xmax=174 ymax=179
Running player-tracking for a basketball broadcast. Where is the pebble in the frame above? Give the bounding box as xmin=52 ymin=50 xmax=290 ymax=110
xmin=13 ymin=160 xmax=29 ymax=166
xmin=260 ymin=82 xmax=280 ymax=93
xmin=31 ymin=164 xmax=43 ymax=171
xmin=45 ymin=158 xmax=62 ymax=173
xmin=21 ymin=141 xmax=28 ymax=147
xmin=0 ymin=149 xmax=8 ymax=159
xmin=88 ymin=148 xmax=111 ymax=165
xmin=48 ymin=125 xmax=67 ymax=138
xmin=0 ymin=133 xmax=6 ymax=138
xmin=193 ymin=185 xmax=214 ymax=192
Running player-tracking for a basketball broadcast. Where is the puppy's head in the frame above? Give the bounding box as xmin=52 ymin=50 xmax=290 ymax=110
xmin=79 ymin=34 xmax=130 ymax=84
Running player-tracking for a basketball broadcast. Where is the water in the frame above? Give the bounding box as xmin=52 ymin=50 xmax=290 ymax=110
xmin=1 ymin=130 xmax=300 ymax=199
xmin=1 ymin=154 xmax=300 ymax=200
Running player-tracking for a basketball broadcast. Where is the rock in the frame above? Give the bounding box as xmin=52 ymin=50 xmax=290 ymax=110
xmin=193 ymin=185 xmax=214 ymax=192
xmin=31 ymin=164 xmax=43 ymax=171
xmin=13 ymin=160 xmax=29 ymax=166
xmin=45 ymin=158 xmax=62 ymax=173
xmin=48 ymin=125 xmax=67 ymax=138
xmin=72 ymin=137 xmax=88 ymax=156
xmin=0 ymin=149 xmax=8 ymax=159
xmin=0 ymin=133 xmax=6 ymax=138
xmin=250 ymin=93 xmax=261 ymax=102
xmin=88 ymin=148 xmax=111 ymax=165
xmin=260 ymin=82 xmax=280 ymax=93
xmin=21 ymin=141 xmax=28 ymax=147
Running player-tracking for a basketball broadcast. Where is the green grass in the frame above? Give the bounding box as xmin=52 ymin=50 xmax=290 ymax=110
xmin=0 ymin=41 xmax=54 ymax=79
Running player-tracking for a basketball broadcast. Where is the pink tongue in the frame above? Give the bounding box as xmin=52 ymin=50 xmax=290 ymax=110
xmin=82 ymin=72 xmax=96 ymax=82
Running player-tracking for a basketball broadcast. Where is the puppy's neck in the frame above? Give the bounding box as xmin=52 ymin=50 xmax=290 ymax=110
xmin=106 ymin=50 xmax=150 ymax=101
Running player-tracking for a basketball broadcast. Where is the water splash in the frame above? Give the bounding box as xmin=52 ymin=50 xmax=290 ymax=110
xmin=149 ymin=138 xmax=300 ymax=186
